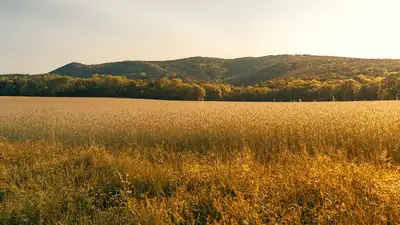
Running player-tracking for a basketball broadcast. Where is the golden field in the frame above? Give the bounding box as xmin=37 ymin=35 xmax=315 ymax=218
xmin=1 ymin=97 xmax=400 ymax=224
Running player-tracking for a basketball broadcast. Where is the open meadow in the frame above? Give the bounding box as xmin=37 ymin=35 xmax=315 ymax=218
xmin=1 ymin=97 xmax=400 ymax=224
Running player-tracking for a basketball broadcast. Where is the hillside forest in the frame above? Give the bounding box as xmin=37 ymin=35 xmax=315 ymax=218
xmin=2 ymin=55 xmax=400 ymax=101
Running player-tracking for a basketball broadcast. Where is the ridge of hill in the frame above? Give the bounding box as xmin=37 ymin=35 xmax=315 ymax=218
xmin=50 ymin=55 xmax=400 ymax=85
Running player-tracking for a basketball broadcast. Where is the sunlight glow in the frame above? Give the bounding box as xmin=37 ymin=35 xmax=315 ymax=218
xmin=1 ymin=0 xmax=400 ymax=73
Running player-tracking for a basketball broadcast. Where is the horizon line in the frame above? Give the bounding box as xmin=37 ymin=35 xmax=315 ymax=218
xmin=2 ymin=53 xmax=400 ymax=75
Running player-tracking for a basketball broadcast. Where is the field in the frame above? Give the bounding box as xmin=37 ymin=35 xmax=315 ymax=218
xmin=1 ymin=97 xmax=400 ymax=224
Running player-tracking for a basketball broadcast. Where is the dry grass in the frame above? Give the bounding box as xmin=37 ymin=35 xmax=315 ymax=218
xmin=1 ymin=97 xmax=400 ymax=224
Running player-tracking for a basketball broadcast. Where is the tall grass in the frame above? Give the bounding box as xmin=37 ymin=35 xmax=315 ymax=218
xmin=1 ymin=97 xmax=400 ymax=224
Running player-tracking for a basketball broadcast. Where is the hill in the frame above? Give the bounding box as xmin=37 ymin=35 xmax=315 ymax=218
xmin=51 ymin=55 xmax=400 ymax=85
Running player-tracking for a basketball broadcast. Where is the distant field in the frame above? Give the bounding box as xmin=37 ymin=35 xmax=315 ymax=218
xmin=1 ymin=97 xmax=400 ymax=224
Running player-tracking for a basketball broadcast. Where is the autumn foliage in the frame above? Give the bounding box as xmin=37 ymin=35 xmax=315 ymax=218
xmin=2 ymin=72 xmax=400 ymax=101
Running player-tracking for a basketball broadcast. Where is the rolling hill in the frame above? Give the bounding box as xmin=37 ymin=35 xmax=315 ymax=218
xmin=51 ymin=55 xmax=400 ymax=85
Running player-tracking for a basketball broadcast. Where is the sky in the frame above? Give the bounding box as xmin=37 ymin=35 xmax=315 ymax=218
xmin=1 ymin=0 xmax=400 ymax=74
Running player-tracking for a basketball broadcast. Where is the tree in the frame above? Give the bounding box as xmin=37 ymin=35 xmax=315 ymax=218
xmin=202 ymin=84 xmax=222 ymax=101
xmin=379 ymin=73 xmax=400 ymax=100
xmin=335 ymin=79 xmax=361 ymax=101
xmin=317 ymin=84 xmax=335 ymax=101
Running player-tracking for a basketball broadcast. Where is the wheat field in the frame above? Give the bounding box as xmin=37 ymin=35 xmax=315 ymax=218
xmin=1 ymin=97 xmax=400 ymax=224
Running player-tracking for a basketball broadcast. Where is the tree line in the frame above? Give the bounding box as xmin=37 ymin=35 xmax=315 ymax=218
xmin=1 ymin=73 xmax=400 ymax=101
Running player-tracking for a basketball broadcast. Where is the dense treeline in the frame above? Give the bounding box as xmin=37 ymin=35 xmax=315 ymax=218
xmin=1 ymin=73 xmax=400 ymax=101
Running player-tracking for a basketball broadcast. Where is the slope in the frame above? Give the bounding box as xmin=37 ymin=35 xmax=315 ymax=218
xmin=50 ymin=55 xmax=400 ymax=85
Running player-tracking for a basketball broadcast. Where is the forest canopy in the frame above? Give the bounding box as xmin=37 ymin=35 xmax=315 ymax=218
xmin=3 ymin=55 xmax=400 ymax=101
xmin=1 ymin=73 xmax=400 ymax=102
xmin=49 ymin=55 xmax=400 ymax=85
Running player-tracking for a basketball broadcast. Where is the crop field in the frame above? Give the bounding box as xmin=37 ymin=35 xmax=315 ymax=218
xmin=1 ymin=97 xmax=400 ymax=224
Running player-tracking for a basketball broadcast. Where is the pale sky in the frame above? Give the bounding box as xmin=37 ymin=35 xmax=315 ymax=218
xmin=1 ymin=0 xmax=399 ymax=74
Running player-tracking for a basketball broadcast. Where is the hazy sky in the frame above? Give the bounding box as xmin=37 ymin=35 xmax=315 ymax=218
xmin=1 ymin=0 xmax=399 ymax=74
